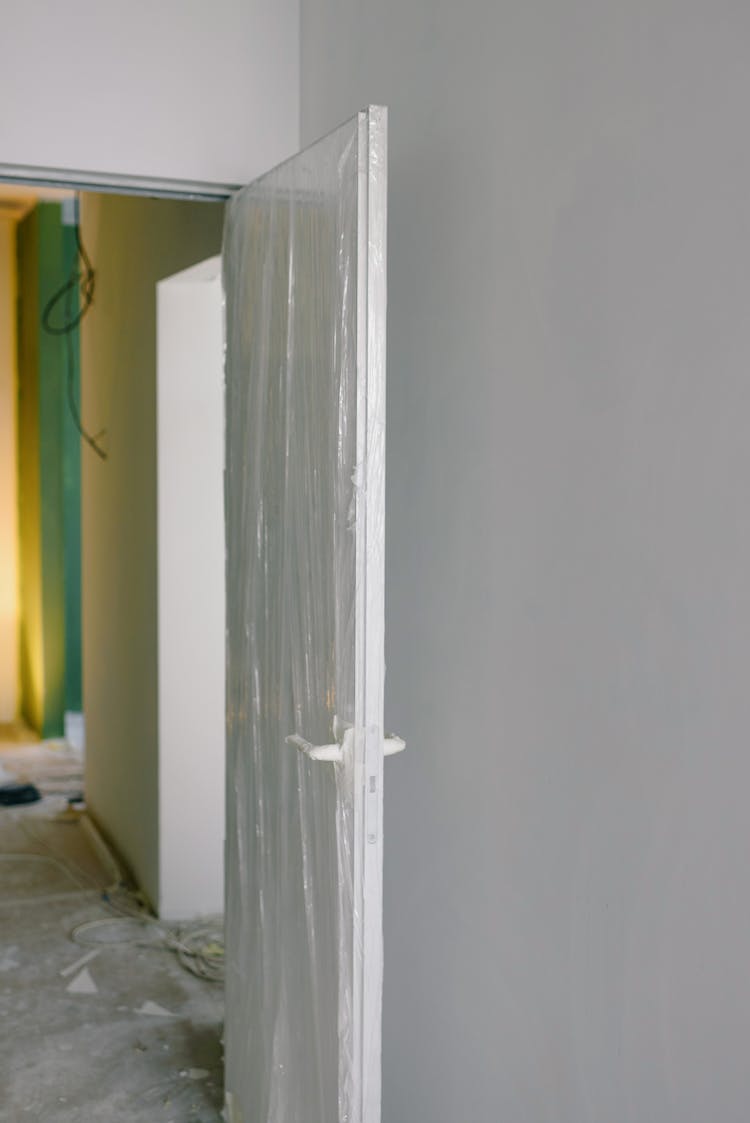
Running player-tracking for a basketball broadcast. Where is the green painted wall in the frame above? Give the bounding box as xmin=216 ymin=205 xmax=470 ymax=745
xmin=16 ymin=204 xmax=82 ymax=737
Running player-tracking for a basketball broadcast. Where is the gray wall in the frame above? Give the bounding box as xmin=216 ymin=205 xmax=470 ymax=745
xmin=80 ymin=195 xmax=224 ymax=907
xmin=301 ymin=3 xmax=750 ymax=1120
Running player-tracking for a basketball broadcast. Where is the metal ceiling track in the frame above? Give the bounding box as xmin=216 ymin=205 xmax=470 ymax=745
xmin=0 ymin=163 xmax=239 ymax=202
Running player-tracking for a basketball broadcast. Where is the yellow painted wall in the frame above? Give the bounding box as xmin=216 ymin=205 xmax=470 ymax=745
xmin=0 ymin=219 xmax=19 ymax=721
xmin=80 ymin=194 xmax=224 ymax=906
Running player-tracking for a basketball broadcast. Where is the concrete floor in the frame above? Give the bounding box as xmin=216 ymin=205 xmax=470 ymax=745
xmin=0 ymin=735 xmax=224 ymax=1122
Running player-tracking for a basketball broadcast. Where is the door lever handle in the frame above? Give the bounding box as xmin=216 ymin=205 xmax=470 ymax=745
xmin=285 ymin=731 xmax=345 ymax=762
xmin=384 ymin=735 xmax=406 ymax=757
xmin=286 ymin=717 xmax=405 ymax=764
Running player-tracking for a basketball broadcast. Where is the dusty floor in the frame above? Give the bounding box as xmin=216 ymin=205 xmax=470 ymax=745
xmin=0 ymin=732 xmax=224 ymax=1122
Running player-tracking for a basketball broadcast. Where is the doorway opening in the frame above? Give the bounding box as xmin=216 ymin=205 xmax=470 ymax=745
xmin=1 ymin=108 xmax=392 ymax=1123
xmin=0 ymin=178 xmax=228 ymax=1121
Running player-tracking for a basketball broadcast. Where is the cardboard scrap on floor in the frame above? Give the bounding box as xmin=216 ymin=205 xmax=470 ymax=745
xmin=66 ymin=967 xmax=98 ymax=995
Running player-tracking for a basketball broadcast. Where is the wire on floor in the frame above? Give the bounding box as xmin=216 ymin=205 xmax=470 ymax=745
xmin=0 ymin=852 xmax=93 ymax=894
xmin=2 ymin=813 xmax=225 ymax=982
xmin=70 ymin=911 xmax=225 ymax=983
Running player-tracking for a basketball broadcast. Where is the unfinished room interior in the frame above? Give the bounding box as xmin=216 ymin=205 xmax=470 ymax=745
xmin=3 ymin=2 xmax=750 ymax=1122
xmin=1 ymin=185 xmax=227 ymax=1119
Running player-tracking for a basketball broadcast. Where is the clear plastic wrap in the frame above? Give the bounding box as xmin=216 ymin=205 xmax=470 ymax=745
xmin=223 ymin=108 xmax=388 ymax=1123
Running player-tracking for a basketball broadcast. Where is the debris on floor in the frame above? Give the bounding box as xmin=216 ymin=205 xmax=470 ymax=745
xmin=0 ymin=782 xmax=41 ymax=806
xmin=135 ymin=1001 xmax=177 ymax=1018
xmin=60 ymin=948 xmax=101 ymax=978
xmin=0 ymin=731 xmax=225 ymax=1122
xmin=65 ymin=966 xmax=99 ymax=995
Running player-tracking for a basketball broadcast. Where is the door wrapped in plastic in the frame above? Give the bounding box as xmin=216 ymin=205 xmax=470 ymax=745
xmin=223 ymin=109 xmax=388 ymax=1123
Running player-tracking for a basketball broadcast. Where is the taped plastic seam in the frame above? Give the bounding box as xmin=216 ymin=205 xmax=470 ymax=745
xmin=222 ymin=107 xmax=388 ymax=1123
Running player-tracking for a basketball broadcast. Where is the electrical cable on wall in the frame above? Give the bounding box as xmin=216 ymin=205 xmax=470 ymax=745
xmin=41 ymin=205 xmax=107 ymax=461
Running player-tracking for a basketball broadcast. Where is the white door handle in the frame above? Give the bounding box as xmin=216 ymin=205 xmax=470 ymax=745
xmin=384 ymin=735 xmax=406 ymax=757
xmin=286 ymin=717 xmax=405 ymax=763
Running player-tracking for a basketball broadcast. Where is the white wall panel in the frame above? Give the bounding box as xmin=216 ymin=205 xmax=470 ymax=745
xmin=157 ymin=257 xmax=225 ymax=920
